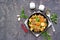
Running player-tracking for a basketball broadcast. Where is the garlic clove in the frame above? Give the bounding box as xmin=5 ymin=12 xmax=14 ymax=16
xmin=17 ymin=15 xmax=20 ymax=17
xmin=17 ymin=17 xmax=20 ymax=21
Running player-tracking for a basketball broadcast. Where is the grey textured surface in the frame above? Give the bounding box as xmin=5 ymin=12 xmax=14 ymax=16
xmin=0 ymin=0 xmax=60 ymax=40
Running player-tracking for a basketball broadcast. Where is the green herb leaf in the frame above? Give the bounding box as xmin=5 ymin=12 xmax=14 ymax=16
xmin=36 ymin=17 xmax=40 ymax=22
xmin=23 ymin=15 xmax=28 ymax=19
xmin=41 ymin=31 xmax=51 ymax=40
xmin=20 ymin=7 xmax=28 ymax=19
xmin=50 ymin=13 xmax=58 ymax=24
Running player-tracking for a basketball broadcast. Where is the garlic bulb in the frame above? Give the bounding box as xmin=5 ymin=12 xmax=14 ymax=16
xmin=30 ymin=2 xmax=35 ymax=9
xmin=39 ymin=5 xmax=45 ymax=11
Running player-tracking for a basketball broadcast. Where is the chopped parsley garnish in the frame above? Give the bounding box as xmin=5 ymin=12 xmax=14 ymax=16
xmin=36 ymin=16 xmax=40 ymax=22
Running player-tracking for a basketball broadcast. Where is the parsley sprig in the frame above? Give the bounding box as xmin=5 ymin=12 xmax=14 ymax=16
xmin=41 ymin=31 xmax=51 ymax=40
xmin=51 ymin=13 xmax=58 ymax=24
xmin=20 ymin=8 xmax=28 ymax=19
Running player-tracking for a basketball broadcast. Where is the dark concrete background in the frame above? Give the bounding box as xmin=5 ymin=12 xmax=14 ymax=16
xmin=0 ymin=0 xmax=60 ymax=40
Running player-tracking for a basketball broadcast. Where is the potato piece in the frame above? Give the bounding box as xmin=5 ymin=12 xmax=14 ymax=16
xmin=29 ymin=18 xmax=32 ymax=22
xmin=34 ymin=26 xmax=40 ymax=32
xmin=40 ymin=28 xmax=44 ymax=31
xmin=41 ymin=16 xmax=44 ymax=18
xmin=35 ymin=22 xmax=40 ymax=26
xmin=41 ymin=22 xmax=45 ymax=26
xmin=38 ymin=15 xmax=41 ymax=18
xmin=43 ymin=26 xmax=45 ymax=29
xmin=31 ymin=15 xmax=36 ymax=18
xmin=40 ymin=18 xmax=45 ymax=22
xmin=30 ymin=28 xmax=33 ymax=31
xmin=41 ymin=22 xmax=47 ymax=27
xmin=29 ymin=24 xmax=33 ymax=27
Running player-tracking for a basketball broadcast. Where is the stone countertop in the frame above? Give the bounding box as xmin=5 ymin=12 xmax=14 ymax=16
xmin=0 ymin=0 xmax=60 ymax=40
